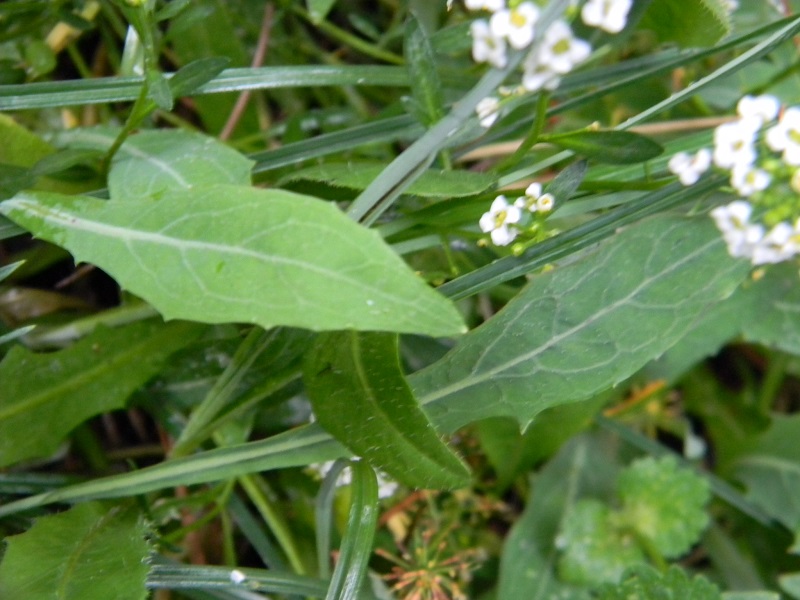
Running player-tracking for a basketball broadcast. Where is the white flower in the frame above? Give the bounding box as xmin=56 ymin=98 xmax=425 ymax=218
xmin=471 ymin=19 xmax=508 ymax=68
xmin=667 ymin=149 xmax=711 ymax=185
xmin=752 ymin=222 xmax=796 ymax=265
xmin=710 ymin=200 xmax=764 ymax=260
xmin=730 ymin=164 xmax=771 ymax=197
xmin=308 ymin=460 xmax=398 ymax=499
xmin=489 ymin=2 xmax=539 ymax=50
xmin=480 ymin=195 xmax=521 ymax=246
xmin=737 ymin=94 xmax=780 ymax=125
xmin=713 ymin=118 xmax=759 ymax=169
xmin=581 ymin=0 xmax=633 ymax=34
xmin=476 ymin=97 xmax=501 ymax=128
xmin=465 ymin=0 xmax=505 ymax=11
xmin=521 ymin=58 xmax=559 ymax=91
xmin=767 ymin=107 xmax=800 ymax=166
xmin=536 ymin=20 xmax=591 ymax=75
xmin=515 ymin=182 xmax=555 ymax=213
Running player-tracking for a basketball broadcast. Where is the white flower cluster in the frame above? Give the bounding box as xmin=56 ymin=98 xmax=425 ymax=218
xmin=307 ymin=459 xmax=399 ymax=499
xmin=479 ymin=182 xmax=555 ymax=246
xmin=668 ymin=94 xmax=800 ymax=265
xmin=469 ymin=0 xmax=633 ymax=127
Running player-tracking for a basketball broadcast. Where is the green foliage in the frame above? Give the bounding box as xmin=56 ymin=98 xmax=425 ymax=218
xmin=0 ymin=320 xmax=202 ymax=467
xmin=1 ymin=0 xmax=800 ymax=598
xmin=596 ymin=565 xmax=721 ymax=600
xmin=618 ymin=456 xmax=710 ymax=558
xmin=304 ymin=331 xmax=470 ymax=489
xmin=1 ymin=187 xmax=465 ymax=336
xmin=0 ymin=502 xmax=150 ymax=600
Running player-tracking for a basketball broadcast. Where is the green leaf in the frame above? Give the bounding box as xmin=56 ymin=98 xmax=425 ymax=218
xmin=108 ymin=130 xmax=253 ymax=201
xmin=639 ymin=0 xmax=730 ymax=48
xmin=281 ymin=162 xmax=495 ymax=198
xmin=723 ymin=594 xmax=781 ymax=600
xmin=404 ymin=13 xmax=444 ymax=127
xmin=304 ymin=331 xmax=470 ymax=489
xmin=325 ymin=460 xmax=378 ymax=600
xmin=167 ymin=56 xmax=230 ymax=98
xmin=307 ymin=0 xmax=337 ymax=23
xmin=732 ymin=414 xmax=800 ymax=532
xmin=543 ymin=131 xmax=663 ymax=164
xmin=558 ymin=499 xmax=646 ymax=586
xmin=412 ymin=214 xmax=750 ymax=432
xmin=0 ymin=502 xmax=150 ymax=600
xmin=781 ymin=572 xmax=800 ymax=600
xmin=618 ymin=456 xmax=710 ymax=558
xmin=0 ymin=320 xmax=202 ymax=467
xmin=596 ymin=565 xmax=721 ymax=599
xmin=1 ymin=187 xmax=466 ymax=336
xmin=498 ymin=435 xmax=617 ymax=599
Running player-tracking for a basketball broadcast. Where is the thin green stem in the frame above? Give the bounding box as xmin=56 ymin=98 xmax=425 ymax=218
xmin=757 ymin=351 xmax=789 ymax=414
xmin=494 ymin=91 xmax=550 ymax=173
xmin=238 ymin=474 xmax=309 ymax=575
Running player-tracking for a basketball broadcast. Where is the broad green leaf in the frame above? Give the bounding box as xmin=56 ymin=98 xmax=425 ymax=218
xmin=639 ymin=0 xmax=730 ymax=48
xmin=738 ymin=263 xmax=800 ymax=355
xmin=1 ymin=186 xmax=466 ymax=336
xmin=0 ymin=113 xmax=54 ymax=167
xmin=498 ymin=435 xmax=617 ymax=599
xmin=559 ymin=499 xmax=646 ymax=586
xmin=304 ymin=331 xmax=470 ymax=489
xmin=618 ymin=456 xmax=710 ymax=558
xmin=781 ymin=572 xmax=800 ymax=600
xmin=282 ymin=162 xmax=495 ymax=198
xmin=412 ymin=214 xmax=750 ymax=431
xmin=731 ymin=414 xmax=800 ymax=532
xmin=542 ymin=131 xmax=663 ymax=165
xmin=109 ymin=130 xmax=253 ymax=200
xmin=0 ymin=502 xmax=150 ymax=600
xmin=0 ymin=320 xmax=202 ymax=467
xmin=597 ymin=565 xmax=721 ymax=599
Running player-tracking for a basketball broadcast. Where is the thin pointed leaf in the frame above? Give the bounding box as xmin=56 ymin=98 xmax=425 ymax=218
xmin=543 ymin=131 xmax=663 ymax=165
xmin=0 ymin=186 xmax=466 ymax=336
xmin=305 ymin=331 xmax=470 ymax=489
xmin=325 ymin=460 xmax=378 ymax=600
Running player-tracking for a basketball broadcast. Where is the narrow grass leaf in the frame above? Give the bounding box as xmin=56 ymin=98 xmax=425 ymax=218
xmin=1 ymin=186 xmax=466 ymax=336
xmin=325 ymin=460 xmax=378 ymax=600
xmin=305 ymin=331 xmax=470 ymax=489
xmin=0 ymin=502 xmax=150 ymax=600
xmin=147 ymin=564 xmax=328 ymax=596
xmin=0 ymin=320 xmax=203 ymax=467
xmin=411 ymin=214 xmax=751 ymax=431
xmin=543 ymin=131 xmax=663 ymax=165
xmin=281 ymin=161 xmax=495 ymax=197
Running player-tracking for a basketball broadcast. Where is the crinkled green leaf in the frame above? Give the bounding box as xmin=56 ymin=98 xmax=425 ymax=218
xmin=108 ymin=130 xmax=253 ymax=200
xmin=0 ymin=320 xmax=203 ymax=467
xmin=640 ymin=0 xmax=730 ymax=48
xmin=412 ymin=215 xmax=750 ymax=431
xmin=281 ymin=162 xmax=495 ymax=198
xmin=558 ymin=499 xmax=646 ymax=586
xmin=543 ymin=131 xmax=663 ymax=165
xmin=1 ymin=187 xmax=465 ymax=336
xmin=0 ymin=502 xmax=150 ymax=600
xmin=305 ymin=331 xmax=470 ymax=489
xmin=597 ymin=565 xmax=721 ymax=600
xmin=618 ymin=456 xmax=710 ymax=558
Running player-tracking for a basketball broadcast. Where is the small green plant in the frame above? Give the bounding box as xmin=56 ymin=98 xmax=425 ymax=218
xmin=2 ymin=0 xmax=800 ymax=598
